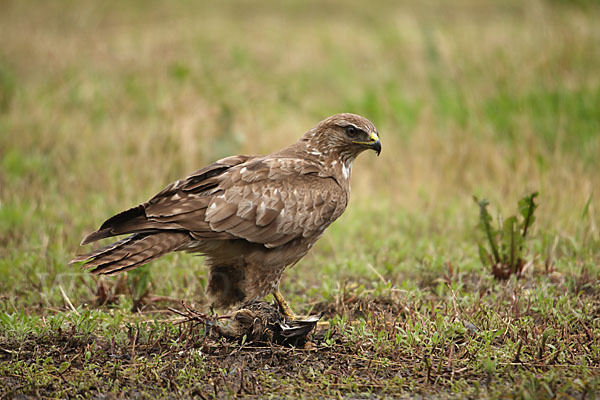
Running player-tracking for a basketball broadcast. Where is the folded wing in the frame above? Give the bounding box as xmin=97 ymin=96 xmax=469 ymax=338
xmin=79 ymin=155 xmax=347 ymax=250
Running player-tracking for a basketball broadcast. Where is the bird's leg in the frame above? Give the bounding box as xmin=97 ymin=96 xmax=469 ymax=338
xmin=274 ymin=290 xmax=330 ymax=332
xmin=273 ymin=290 xmax=296 ymax=319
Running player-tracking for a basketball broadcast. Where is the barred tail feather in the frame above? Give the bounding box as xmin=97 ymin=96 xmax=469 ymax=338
xmin=70 ymin=232 xmax=191 ymax=275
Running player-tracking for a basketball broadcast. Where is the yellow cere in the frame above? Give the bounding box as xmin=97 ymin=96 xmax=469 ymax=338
xmin=352 ymin=131 xmax=379 ymax=145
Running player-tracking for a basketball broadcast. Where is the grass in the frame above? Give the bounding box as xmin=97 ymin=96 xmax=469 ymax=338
xmin=474 ymin=192 xmax=539 ymax=279
xmin=1 ymin=0 xmax=599 ymax=398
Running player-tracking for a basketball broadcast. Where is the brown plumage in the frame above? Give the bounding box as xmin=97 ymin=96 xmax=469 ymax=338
xmin=71 ymin=113 xmax=381 ymax=310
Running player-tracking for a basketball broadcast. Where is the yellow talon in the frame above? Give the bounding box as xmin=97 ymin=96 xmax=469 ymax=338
xmin=273 ymin=290 xmax=296 ymax=319
xmin=273 ymin=290 xmax=329 ymax=330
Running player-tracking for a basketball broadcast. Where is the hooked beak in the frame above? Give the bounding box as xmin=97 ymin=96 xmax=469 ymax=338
xmin=371 ymin=138 xmax=381 ymax=156
xmin=368 ymin=131 xmax=381 ymax=156
xmin=352 ymin=130 xmax=381 ymax=156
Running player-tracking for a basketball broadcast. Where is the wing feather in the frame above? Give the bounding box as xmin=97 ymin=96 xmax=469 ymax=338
xmin=78 ymin=155 xmax=255 ymax=244
xmin=81 ymin=154 xmax=347 ymax=250
xmin=203 ymin=158 xmax=347 ymax=247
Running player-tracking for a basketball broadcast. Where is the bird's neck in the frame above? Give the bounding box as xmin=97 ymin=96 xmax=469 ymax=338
xmin=300 ymin=141 xmax=355 ymax=188
xmin=329 ymin=158 xmax=353 ymax=192
xmin=277 ymin=140 xmax=356 ymax=190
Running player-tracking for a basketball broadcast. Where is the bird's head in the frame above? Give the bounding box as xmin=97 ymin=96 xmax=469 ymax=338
xmin=301 ymin=113 xmax=381 ymax=164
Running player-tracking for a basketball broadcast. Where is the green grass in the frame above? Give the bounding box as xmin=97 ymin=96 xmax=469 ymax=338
xmin=1 ymin=0 xmax=600 ymax=398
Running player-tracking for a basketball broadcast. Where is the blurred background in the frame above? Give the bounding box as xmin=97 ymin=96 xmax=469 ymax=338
xmin=0 ymin=0 xmax=598 ymax=311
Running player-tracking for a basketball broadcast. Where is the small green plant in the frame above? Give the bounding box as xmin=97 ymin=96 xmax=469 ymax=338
xmin=474 ymin=192 xmax=539 ymax=280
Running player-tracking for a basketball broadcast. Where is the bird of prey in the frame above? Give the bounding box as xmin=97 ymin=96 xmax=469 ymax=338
xmin=71 ymin=113 xmax=381 ymax=317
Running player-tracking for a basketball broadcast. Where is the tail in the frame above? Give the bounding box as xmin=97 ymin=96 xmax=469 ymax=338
xmin=70 ymin=231 xmax=191 ymax=275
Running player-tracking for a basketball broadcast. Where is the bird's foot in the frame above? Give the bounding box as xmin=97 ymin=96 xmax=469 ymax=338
xmin=273 ymin=290 xmax=297 ymax=320
xmin=272 ymin=290 xmax=329 ymax=329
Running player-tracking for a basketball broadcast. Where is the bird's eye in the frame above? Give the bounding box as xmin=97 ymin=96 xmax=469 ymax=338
xmin=345 ymin=125 xmax=359 ymax=137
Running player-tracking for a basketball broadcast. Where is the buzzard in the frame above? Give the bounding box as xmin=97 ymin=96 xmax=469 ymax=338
xmin=71 ymin=113 xmax=381 ymax=317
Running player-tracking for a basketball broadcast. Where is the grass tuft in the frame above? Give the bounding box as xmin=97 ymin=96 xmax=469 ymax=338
xmin=475 ymin=192 xmax=539 ymax=280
